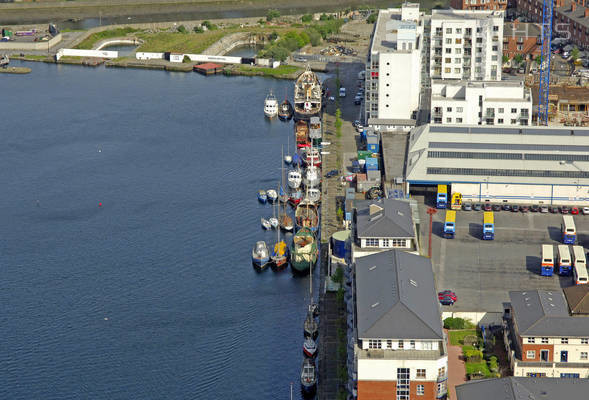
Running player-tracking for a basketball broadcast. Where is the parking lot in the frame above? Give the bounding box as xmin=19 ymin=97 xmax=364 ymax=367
xmin=415 ymin=191 xmax=587 ymax=312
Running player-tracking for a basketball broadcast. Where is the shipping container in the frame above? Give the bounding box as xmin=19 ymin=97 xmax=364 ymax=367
xmin=366 ymin=135 xmax=379 ymax=153
xmin=365 ymin=157 xmax=378 ymax=171
xmin=357 ymin=150 xmax=372 ymax=160
xmin=366 ymin=169 xmax=381 ymax=181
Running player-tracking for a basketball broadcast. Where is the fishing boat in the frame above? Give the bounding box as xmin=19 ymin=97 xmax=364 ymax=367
xmin=295 ymin=198 xmax=319 ymax=232
xmin=294 ymin=65 xmax=322 ymax=121
xmin=284 ymin=154 xmax=292 ymax=165
xmin=278 ymin=99 xmax=294 ymax=121
xmin=279 ymin=187 xmax=289 ymax=204
xmin=307 ymin=188 xmax=321 ymax=204
xmin=295 ymin=120 xmax=311 ymax=149
xmin=252 ymin=241 xmax=270 ymax=269
xmin=261 ymin=217 xmax=272 ymax=230
xmin=264 ymin=90 xmax=278 ymax=118
xmin=309 ymin=116 xmax=322 ymax=146
xmin=269 ymin=217 xmax=279 ymax=229
xmin=302 ymin=147 xmax=321 ymax=168
xmin=288 ymin=169 xmax=302 ymax=190
xmin=290 ymin=227 xmax=318 ymax=274
xmin=288 ymin=189 xmax=303 ymax=207
xmin=300 ymin=358 xmax=317 ymax=395
xmin=271 ymin=200 xmax=288 ymax=270
xmin=266 ymin=189 xmax=278 ymax=203
xmin=304 ymin=311 xmax=318 ymax=339
xmin=278 ymin=157 xmax=294 ymax=231
xmin=303 ymin=337 xmax=318 ymax=358
xmin=303 ymin=166 xmax=320 ymax=188
xmin=257 ymin=190 xmax=267 ymax=204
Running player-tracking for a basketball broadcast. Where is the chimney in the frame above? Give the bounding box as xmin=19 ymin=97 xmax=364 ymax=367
xmin=369 ymin=204 xmax=383 ymax=216
xmin=585 ymin=8 xmax=589 ymax=17
xmin=571 ymin=2 xmax=576 ymax=11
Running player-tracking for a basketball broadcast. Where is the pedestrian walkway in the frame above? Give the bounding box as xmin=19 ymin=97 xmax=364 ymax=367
xmin=446 ymin=330 xmax=467 ymax=400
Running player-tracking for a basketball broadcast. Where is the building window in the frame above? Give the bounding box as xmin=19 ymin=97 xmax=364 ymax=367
xmin=423 ymin=342 xmax=433 ymax=350
xmin=446 ymin=28 xmax=452 ymax=34
xmin=493 ymin=25 xmax=499 ymax=31
xmin=492 ymin=55 xmax=498 ymax=61
xmin=511 ymin=119 xmax=516 ymax=124
xmin=446 ymin=38 xmax=452 ymax=44
xmin=454 ymin=68 xmax=461 ymax=73
xmin=397 ymin=368 xmax=410 ymax=400
xmin=561 ymin=373 xmax=580 ymax=378
xmin=582 ymin=338 xmax=589 ymax=344
xmin=446 ymin=48 xmax=452 ymax=54
xmin=456 ymin=107 xmax=463 ymax=113
xmin=498 ymin=108 xmax=504 ymax=113
xmin=438 ymin=366 xmax=446 ymax=377
xmin=446 ymin=118 xmax=452 ymax=123
xmin=416 ymin=369 xmax=426 ymax=378
xmin=437 ymin=381 xmax=446 ymax=397
xmin=417 ymin=384 xmax=425 ymax=395
xmin=456 ymin=118 xmax=463 ymax=123
xmin=410 ymin=340 xmax=416 ymax=349
xmin=382 ymin=239 xmax=389 ymax=247
xmin=455 ymin=58 xmax=461 ymax=64
xmin=562 ymin=338 xmax=569 ymax=344
xmin=398 ymin=340 xmax=404 ymax=349
xmin=526 ymin=350 xmax=536 ymax=359
xmin=455 ymin=38 xmax=462 ymax=44
xmin=492 ymin=45 xmax=498 ymax=51
xmin=455 ymin=48 xmax=462 ymax=54
xmin=392 ymin=239 xmax=406 ymax=247
xmin=365 ymin=238 xmax=379 ymax=247
xmin=447 ymin=107 xmax=453 ymax=112
xmin=498 ymin=118 xmax=504 ymax=124
xmin=581 ymin=352 xmax=588 ymax=360
xmin=456 ymin=28 xmax=462 ymax=34
xmin=517 ymin=44 xmax=523 ymax=51
xmin=446 ymin=67 xmax=452 ymax=73
xmin=542 ymin=337 xmax=549 ymax=344
xmin=475 ymin=57 xmax=482 ymax=63
xmin=445 ymin=57 xmax=451 ymax=63
xmin=527 ymin=338 xmax=535 ymax=344
xmin=368 ymin=339 xmax=382 ymax=349
xmin=387 ymin=340 xmax=393 ymax=349
xmin=511 ymin=108 xmax=517 ymax=113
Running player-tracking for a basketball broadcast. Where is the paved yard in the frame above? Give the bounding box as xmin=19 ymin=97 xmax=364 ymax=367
xmin=415 ymin=190 xmax=586 ymax=312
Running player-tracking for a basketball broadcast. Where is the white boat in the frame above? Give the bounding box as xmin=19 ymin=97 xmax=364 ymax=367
xmin=266 ymin=189 xmax=278 ymax=203
xmin=269 ymin=217 xmax=279 ymax=229
xmin=307 ymin=188 xmax=321 ymax=204
xmin=304 ymin=166 xmax=320 ymax=188
xmin=252 ymin=241 xmax=270 ymax=269
xmin=264 ymin=90 xmax=278 ymax=118
xmin=284 ymin=154 xmax=292 ymax=164
xmin=303 ymin=337 xmax=318 ymax=358
xmin=288 ymin=169 xmax=302 ymax=189
xmin=261 ymin=217 xmax=272 ymax=230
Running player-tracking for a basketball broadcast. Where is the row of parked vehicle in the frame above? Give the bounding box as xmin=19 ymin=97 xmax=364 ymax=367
xmin=461 ymin=202 xmax=589 ymax=215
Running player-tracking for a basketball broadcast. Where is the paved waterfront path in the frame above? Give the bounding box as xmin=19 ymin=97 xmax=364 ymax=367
xmin=446 ymin=330 xmax=467 ymax=400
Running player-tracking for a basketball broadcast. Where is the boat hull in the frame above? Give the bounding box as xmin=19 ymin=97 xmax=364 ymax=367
xmin=252 ymin=256 xmax=270 ymax=270
xmin=290 ymin=255 xmax=317 ymax=274
xmin=303 ymin=346 xmax=317 ymax=358
xmin=257 ymin=195 xmax=267 ymax=204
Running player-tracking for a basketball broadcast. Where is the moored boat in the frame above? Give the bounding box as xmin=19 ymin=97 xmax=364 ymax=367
xmin=295 ymin=120 xmax=311 ymax=149
xmin=303 ymin=166 xmax=320 ymax=188
xmin=302 ymin=147 xmax=321 ymax=168
xmin=257 ymin=190 xmax=267 ymax=204
xmin=278 ymin=99 xmax=294 ymax=121
xmin=307 ymin=188 xmax=321 ymax=204
xmin=261 ymin=217 xmax=272 ymax=230
xmin=288 ymin=169 xmax=302 ymax=190
xmin=295 ymin=198 xmax=319 ymax=232
xmin=266 ymin=189 xmax=278 ymax=203
xmin=300 ymin=358 xmax=317 ymax=395
xmin=271 ymin=239 xmax=288 ymax=270
xmin=252 ymin=241 xmax=270 ymax=269
xmin=264 ymin=90 xmax=278 ymax=118
xmin=280 ymin=213 xmax=294 ymax=232
xmin=309 ymin=116 xmax=322 ymax=146
xmin=289 ymin=189 xmax=303 ymax=207
xmin=303 ymin=336 xmax=318 ymax=358
xmin=303 ymin=311 xmax=318 ymax=339
xmin=290 ymin=227 xmax=318 ymax=273
xmin=294 ymin=65 xmax=322 ymax=121
xmin=269 ymin=217 xmax=279 ymax=229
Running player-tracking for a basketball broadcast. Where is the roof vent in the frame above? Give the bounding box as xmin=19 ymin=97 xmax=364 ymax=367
xmin=410 ymin=279 xmax=418 ymax=287
xmin=550 ymin=303 xmax=555 ymax=307
xmin=369 ymin=265 xmax=377 ymax=271
xmin=397 ymin=211 xmax=404 ymax=217
xmin=371 ymin=302 xmax=380 ymax=308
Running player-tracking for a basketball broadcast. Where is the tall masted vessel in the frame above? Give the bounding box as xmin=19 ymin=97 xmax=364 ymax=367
xmin=293 ymin=65 xmax=322 ymax=121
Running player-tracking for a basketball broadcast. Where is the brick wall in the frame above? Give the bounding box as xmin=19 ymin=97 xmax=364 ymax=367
xmin=358 ymin=381 xmax=396 ymax=400
xmin=521 ymin=343 xmax=554 ymax=362
xmin=410 ymin=381 xmax=437 ymax=400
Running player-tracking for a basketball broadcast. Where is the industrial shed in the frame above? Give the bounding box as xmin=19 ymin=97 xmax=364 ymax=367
xmin=405 ymin=124 xmax=589 ymax=205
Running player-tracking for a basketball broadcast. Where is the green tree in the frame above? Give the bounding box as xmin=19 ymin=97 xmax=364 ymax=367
xmin=176 ymin=25 xmax=187 ymax=34
xmin=535 ymin=55 xmax=542 ymax=65
xmin=266 ymin=9 xmax=281 ymax=21
xmin=301 ymin=14 xmax=313 ymax=23
xmin=367 ymin=12 xmax=378 ymax=24
xmin=306 ymin=29 xmax=321 ymax=46
xmin=320 ymin=13 xmax=329 ymax=21
xmin=513 ymin=53 xmax=524 ymax=65
xmin=570 ymin=47 xmax=580 ymax=61
xmin=502 ymin=55 xmax=509 ymax=64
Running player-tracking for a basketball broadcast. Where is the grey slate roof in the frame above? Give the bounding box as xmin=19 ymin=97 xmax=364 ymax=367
xmin=355 ymin=250 xmax=443 ymax=340
xmin=509 ymin=290 xmax=589 ymax=337
xmin=456 ymin=377 xmax=589 ymax=400
xmin=355 ymin=199 xmax=415 ymax=239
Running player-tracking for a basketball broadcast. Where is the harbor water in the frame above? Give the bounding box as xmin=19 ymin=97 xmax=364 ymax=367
xmin=0 ymin=61 xmax=320 ymax=399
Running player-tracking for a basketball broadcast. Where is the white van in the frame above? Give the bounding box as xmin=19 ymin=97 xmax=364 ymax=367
xmin=339 ymin=87 xmax=346 ymax=97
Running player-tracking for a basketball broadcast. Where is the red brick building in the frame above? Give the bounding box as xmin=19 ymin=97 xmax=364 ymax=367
xmin=516 ymin=0 xmax=589 ymax=49
xmin=503 ymin=22 xmax=542 ymax=59
xmin=451 ymin=0 xmax=508 ymax=11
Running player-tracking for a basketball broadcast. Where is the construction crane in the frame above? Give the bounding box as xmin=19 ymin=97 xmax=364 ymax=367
xmin=537 ymin=0 xmax=555 ymax=125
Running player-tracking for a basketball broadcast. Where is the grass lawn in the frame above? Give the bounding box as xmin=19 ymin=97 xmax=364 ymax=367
xmin=75 ymin=27 xmax=139 ymax=49
xmin=448 ymin=330 xmax=477 ymax=346
xmin=136 ymin=31 xmax=228 ymax=54
xmin=465 ymin=360 xmax=491 ymax=377
xmin=234 ymin=64 xmax=302 ymax=77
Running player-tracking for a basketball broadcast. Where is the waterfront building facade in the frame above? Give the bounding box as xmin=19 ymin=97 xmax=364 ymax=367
xmin=353 ymin=250 xmax=448 ymax=400
xmin=430 ymin=9 xmax=504 ymax=81
xmin=430 ymin=79 xmax=532 ymax=125
xmin=456 ymin=377 xmax=589 ymax=400
xmin=450 ymin=0 xmax=508 ymax=11
xmin=504 ymin=290 xmax=589 ymax=378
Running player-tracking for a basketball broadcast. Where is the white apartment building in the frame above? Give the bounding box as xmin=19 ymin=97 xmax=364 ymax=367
xmin=504 ymin=290 xmax=589 ymax=379
xmin=431 ymin=79 xmax=532 ymax=125
xmin=430 ymin=9 xmax=504 ymax=81
xmin=353 ymin=250 xmax=448 ymax=400
xmin=365 ymin=3 xmax=424 ymax=130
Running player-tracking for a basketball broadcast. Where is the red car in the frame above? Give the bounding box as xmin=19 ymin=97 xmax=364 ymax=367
xmin=483 ymin=203 xmax=492 ymax=211
xmin=571 ymin=206 xmax=579 ymax=215
xmin=438 ymin=290 xmax=457 ymax=302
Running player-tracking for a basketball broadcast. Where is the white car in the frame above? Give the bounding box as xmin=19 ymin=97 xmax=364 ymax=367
xmin=582 ymin=207 xmax=589 ymax=215
xmin=339 ymin=87 xmax=346 ymax=97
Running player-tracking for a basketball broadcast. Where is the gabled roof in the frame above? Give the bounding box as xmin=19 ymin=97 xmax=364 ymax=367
xmin=563 ymin=285 xmax=589 ymax=315
xmin=355 ymin=198 xmax=414 ymax=239
xmin=509 ymin=290 xmax=589 ymax=337
xmin=355 ymin=250 xmax=443 ymax=340
xmin=456 ymin=377 xmax=589 ymax=400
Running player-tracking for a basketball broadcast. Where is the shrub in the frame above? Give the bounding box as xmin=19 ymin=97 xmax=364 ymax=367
xmin=193 ymin=26 xmax=204 ymax=33
xmin=571 ymin=47 xmax=580 ymax=61
xmin=367 ymin=13 xmax=378 ymax=24
xmin=176 ymin=25 xmax=187 ymax=34
xmin=444 ymin=317 xmax=476 ymax=330
xmin=202 ymin=20 xmax=217 ymax=30
xmin=488 ymin=356 xmax=499 ymax=372
xmin=513 ymin=53 xmax=524 ymax=64
xmin=333 ymin=265 xmax=344 ymax=284
xmin=464 ymin=348 xmax=483 ymax=363
xmin=302 ymin=14 xmax=313 ymax=23
xmin=307 ymin=29 xmax=322 ymax=46
xmin=502 ymin=55 xmax=509 ymax=64
xmin=266 ymin=9 xmax=281 ymax=21
xmin=463 ymin=335 xmax=478 ymax=346
xmin=182 ymin=55 xmax=191 ymax=63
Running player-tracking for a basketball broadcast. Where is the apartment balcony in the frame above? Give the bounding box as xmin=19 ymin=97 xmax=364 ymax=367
xmin=485 ymin=111 xmax=496 ymax=118
xmin=463 ymin=57 xmax=471 ymax=65
xmin=356 ymin=346 xmax=446 ymax=361
xmin=432 ymin=110 xmax=443 ymax=118
xmin=493 ymin=36 xmax=499 ymax=42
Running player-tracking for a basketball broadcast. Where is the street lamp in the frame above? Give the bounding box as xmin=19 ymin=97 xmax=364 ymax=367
xmin=426 ymin=207 xmax=437 ymax=259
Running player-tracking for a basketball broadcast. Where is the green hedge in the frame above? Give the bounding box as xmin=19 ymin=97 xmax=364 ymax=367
xmin=444 ymin=317 xmax=475 ymax=330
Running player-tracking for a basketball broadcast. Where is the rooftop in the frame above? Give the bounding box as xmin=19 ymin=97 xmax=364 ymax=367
xmin=456 ymin=377 xmax=589 ymax=400
xmin=405 ymin=124 xmax=589 ymax=186
xmin=509 ymin=290 xmax=589 ymax=337
xmin=371 ymin=8 xmax=421 ymax=54
xmin=531 ymin=85 xmax=589 ymax=104
xmin=431 ymin=9 xmax=504 ymax=21
xmin=563 ymin=285 xmax=589 ymax=315
xmin=503 ymin=22 xmax=542 ymax=38
xmin=355 ymin=250 xmax=443 ymax=340
xmin=355 ymin=198 xmax=415 ymax=239
xmin=356 ymin=346 xmax=445 ymax=360
xmin=556 ymin=0 xmax=589 ymax=30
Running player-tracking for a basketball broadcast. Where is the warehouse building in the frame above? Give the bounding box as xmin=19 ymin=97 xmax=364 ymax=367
xmin=404 ymin=124 xmax=589 ymax=205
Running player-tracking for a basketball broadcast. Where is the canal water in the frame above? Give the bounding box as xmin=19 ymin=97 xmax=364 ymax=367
xmin=0 ymin=61 xmax=320 ymax=400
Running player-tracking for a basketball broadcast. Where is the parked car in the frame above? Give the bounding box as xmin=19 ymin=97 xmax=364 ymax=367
xmin=571 ymin=206 xmax=579 ymax=215
xmin=484 ymin=203 xmax=492 ymax=211
xmin=353 ymin=120 xmax=360 ymax=127
xmin=356 ymin=124 xmax=364 ymax=133
xmin=473 ymin=203 xmax=482 ymax=211
xmin=463 ymin=202 xmax=473 ymax=211
xmin=439 ymin=295 xmax=455 ymax=306
xmin=502 ymin=204 xmax=512 ymax=211
xmin=325 ymin=169 xmax=339 ymax=178
xmin=531 ymin=204 xmax=540 ymax=212
xmin=512 ymin=204 xmax=520 ymax=212
xmin=560 ymin=205 xmax=570 ymax=214
xmin=583 ymin=207 xmax=589 ymax=215
xmin=438 ymin=290 xmax=457 ymax=301
xmin=492 ymin=204 xmax=501 ymax=211
xmin=540 ymin=205 xmax=549 ymax=213
xmin=328 ymin=96 xmax=335 ymax=101
xmin=521 ymin=205 xmax=530 ymax=213
xmin=354 ymin=96 xmax=362 ymax=105
xmin=339 ymin=87 xmax=346 ymax=97
xmin=549 ymin=206 xmax=558 ymax=213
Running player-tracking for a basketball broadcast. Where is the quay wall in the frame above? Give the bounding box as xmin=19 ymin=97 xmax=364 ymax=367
xmin=0 ymin=33 xmax=61 ymax=50
xmin=56 ymin=48 xmax=118 ymax=60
